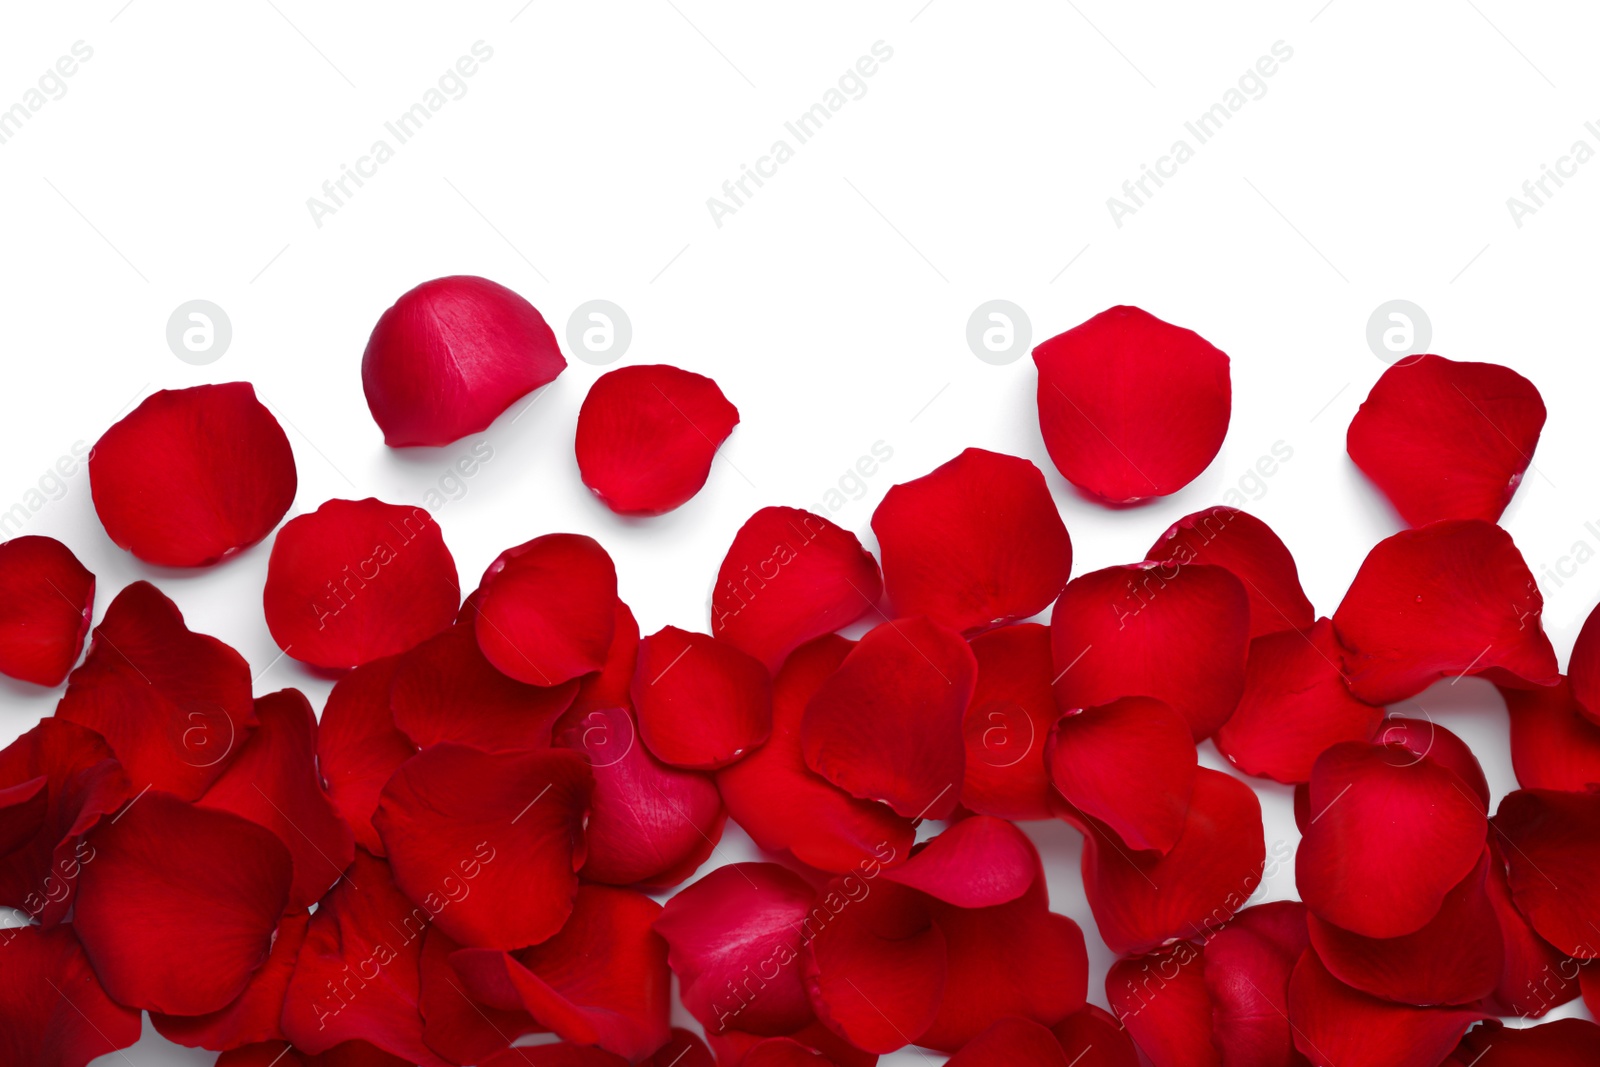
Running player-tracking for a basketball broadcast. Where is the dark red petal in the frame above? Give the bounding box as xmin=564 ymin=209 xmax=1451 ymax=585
xmin=945 ymin=1017 xmax=1070 ymax=1067
xmin=1449 ymin=1018 xmax=1600 ymax=1066
xmin=711 ymin=507 xmax=883 ymax=674
xmin=1050 ymin=563 xmax=1250 ymax=741
xmin=1373 ymin=715 xmax=1491 ymax=810
xmin=0 ymin=923 xmax=140 ymax=1067
xmin=480 ymin=1047 xmax=628 ymax=1067
xmin=473 ymin=533 xmax=618 ymax=686
xmin=716 ymin=636 xmax=914 ymax=872
xmin=641 ymin=1029 xmax=716 ymax=1067
xmin=632 ymin=626 xmax=773 ymax=769
xmin=1586 ymin=966 xmax=1600 ymax=1020
xmin=1286 ymin=951 xmax=1488 ymax=1067
xmin=740 ymin=1038 xmax=843 ymax=1067
xmin=1049 ymin=695 xmax=1196 ymax=853
xmin=961 ymin=623 xmax=1058 ymax=821
xmin=1050 ymin=1005 xmax=1141 ymax=1067
xmin=89 ymin=383 xmax=296 ymax=566
xmin=1483 ymin=835 xmax=1577 ymax=1018
xmin=882 ymin=815 xmax=1034 ymax=907
xmin=392 ymin=625 xmax=577 ymax=752
xmin=451 ymin=885 xmax=671 ymax=1062
xmin=802 ymin=616 xmax=975 ymax=820
xmin=1146 ymin=507 xmax=1313 ymax=638
xmin=362 ymin=275 xmax=565 ymax=447
xmin=1033 ymin=305 xmax=1231 ymax=503
xmin=264 ymin=498 xmax=459 ymax=670
xmin=653 ymin=861 xmax=817 ymax=1037
xmin=198 ymin=688 xmax=356 ymax=911
xmin=1216 ymin=619 xmax=1382 ymax=784
xmin=316 ymin=656 xmax=416 ymax=855
xmin=0 ymin=535 xmax=94 ymax=686
xmin=0 ymin=718 xmax=128 ymax=927
xmin=708 ymin=1023 xmax=878 ymax=1067
xmin=151 ymin=910 xmax=310 ymax=1051
xmin=870 ymin=448 xmax=1071 ymax=633
xmin=1203 ymin=901 xmax=1310 ymax=1067
xmin=1346 ymin=354 xmax=1545 ymax=527
xmin=572 ymin=599 xmax=640 ymax=715
xmin=804 ymin=878 xmax=947 ymax=1053
xmin=418 ymin=926 xmax=537 ymax=1064
xmin=376 ymin=744 xmax=590 ymax=950
xmin=1106 ymin=945 xmax=1218 ymax=1067
xmin=1493 ymin=787 xmax=1600 ymax=958
xmin=575 ymin=364 xmax=739 ymax=515
xmin=1307 ymin=851 xmax=1502 ymax=1005
xmin=1297 ymin=741 xmax=1486 ymax=938
xmin=56 ymin=580 xmax=254 ymax=800
xmin=1504 ymin=677 xmax=1600 ymax=790
xmin=281 ymin=849 xmax=450 ymax=1065
xmin=1568 ymin=604 xmax=1600 ymax=725
xmin=1078 ymin=767 xmax=1265 ymax=955
xmin=74 ymin=791 xmax=292 ymax=1015
xmin=1331 ymin=519 xmax=1557 ymax=704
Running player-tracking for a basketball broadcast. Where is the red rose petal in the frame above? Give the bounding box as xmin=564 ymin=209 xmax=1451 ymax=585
xmin=711 ymin=506 xmax=883 ymax=674
xmin=1504 ymin=678 xmax=1600 ymax=790
xmin=632 ymin=626 xmax=773 ymax=769
xmin=0 ymin=923 xmax=140 ymax=1067
xmin=74 ymin=791 xmax=292 ymax=1015
xmin=1050 ymin=1004 xmax=1141 ymax=1067
xmin=1567 ymin=604 xmax=1600 ymax=725
xmin=1146 ymin=507 xmax=1314 ymax=638
xmin=716 ymin=635 xmax=914 ymax=873
xmin=480 ymin=1048 xmax=628 ymax=1067
xmin=197 ymin=688 xmax=356 ymax=911
xmin=1287 ymin=951 xmax=1488 ymax=1067
xmin=151 ymin=910 xmax=310 ymax=1051
xmin=740 ymin=1038 xmax=844 ymax=1067
xmin=0 ymin=718 xmax=128 ymax=927
xmin=392 ymin=624 xmax=578 ymax=752
xmin=1297 ymin=741 xmax=1486 ymax=938
xmin=1374 ymin=715 xmax=1491 ymax=810
xmin=1049 ymin=695 xmax=1197 ymax=853
xmin=361 ymin=275 xmax=565 ymax=447
xmin=1050 ymin=562 xmax=1250 ymax=741
xmin=1203 ymin=901 xmax=1310 ymax=1067
xmin=1033 ymin=305 xmax=1231 ymax=503
xmin=642 ymin=1030 xmax=716 ymax=1067
xmin=376 ymin=744 xmax=591 ymax=950
xmin=264 ymin=498 xmax=460 ymax=670
xmin=452 ymin=885 xmax=672 ymax=1062
xmin=316 ymin=655 xmax=416 ymax=855
xmin=1346 ymin=354 xmax=1545 ymax=528
xmin=802 ymin=616 xmax=976 ymax=820
xmin=946 ymin=1017 xmax=1071 ymax=1067
xmin=870 ymin=448 xmax=1072 ymax=633
xmin=1331 ymin=519 xmax=1557 ymax=704
xmin=653 ymin=861 xmax=816 ymax=1037
xmin=708 ymin=1022 xmax=877 ymax=1067
xmin=1077 ymin=767 xmax=1265 ymax=955
xmin=961 ymin=623 xmax=1059 ymax=821
xmin=473 ymin=533 xmax=618 ymax=686
xmin=1483 ymin=836 xmax=1578 ymax=1018
xmin=418 ymin=926 xmax=538 ymax=1064
xmin=56 ymin=580 xmax=254 ymax=800
xmin=572 ymin=599 xmax=641 ymax=714
xmin=89 ymin=382 xmax=296 ymax=566
xmin=1215 ymin=619 xmax=1383 ymax=784
xmin=1448 ymin=1018 xmax=1600 ymax=1066
xmin=881 ymin=815 xmax=1034 ymax=908
xmin=0 ymin=535 xmax=94 ymax=686
xmin=1106 ymin=944 xmax=1217 ymax=1067
xmin=1493 ymin=787 xmax=1600 ymax=958
xmin=576 ymin=364 xmax=740 ymax=515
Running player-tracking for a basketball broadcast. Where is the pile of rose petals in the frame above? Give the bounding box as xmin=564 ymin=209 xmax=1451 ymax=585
xmin=1 ymin=286 xmax=1597 ymax=1067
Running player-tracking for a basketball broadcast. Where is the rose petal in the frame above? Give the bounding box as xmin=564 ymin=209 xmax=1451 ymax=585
xmin=362 ymin=275 xmax=565 ymax=447
xmin=264 ymin=498 xmax=460 ymax=670
xmin=576 ymin=364 xmax=739 ymax=515
xmin=1050 ymin=1004 xmax=1141 ymax=1067
xmin=1493 ymin=787 xmax=1600 ymax=958
xmin=56 ymin=580 xmax=254 ymax=800
xmin=1050 ymin=562 xmax=1250 ymax=741
xmin=1373 ymin=715 xmax=1491 ymax=810
xmin=802 ymin=616 xmax=976 ymax=820
xmin=1566 ymin=604 xmax=1600 ymax=726
xmin=1297 ymin=741 xmax=1487 ymax=938
xmin=0 ymin=774 xmax=47 ymax=857
xmin=473 ymin=533 xmax=618 ymax=686
xmin=946 ymin=1017 xmax=1071 ymax=1067
xmin=417 ymin=926 xmax=538 ymax=1064
xmin=641 ymin=1030 xmax=716 ymax=1067
xmin=1448 ymin=1018 xmax=1600 ymax=1066
xmin=632 ymin=626 xmax=773 ymax=769
xmin=1203 ymin=901 xmax=1310 ymax=1067
xmin=1346 ymin=354 xmax=1545 ymax=528
xmin=89 ymin=382 xmax=296 ymax=566
xmin=1483 ymin=835 xmax=1577 ymax=1018
xmin=74 ymin=791 xmax=292 ymax=1015
xmin=1331 ymin=519 xmax=1557 ymax=704
xmin=1049 ymin=695 xmax=1197 ymax=853
xmin=1287 ymin=951 xmax=1488 ymax=1067
xmin=480 ymin=1047 xmax=628 ymax=1067
xmin=1504 ymin=677 xmax=1600 ymax=790
xmin=1033 ymin=305 xmax=1231 ymax=503
xmin=716 ymin=635 xmax=914 ymax=873
xmin=707 ymin=1022 xmax=878 ymax=1067
xmin=1106 ymin=945 xmax=1218 ymax=1067
xmin=740 ymin=1038 xmax=844 ymax=1067
xmin=711 ymin=507 xmax=883 ymax=674
xmin=882 ymin=815 xmax=1035 ymax=908
xmin=961 ymin=623 xmax=1058 ymax=820
xmin=572 ymin=599 xmax=640 ymax=715
xmin=151 ymin=911 xmax=310 ymax=1051
xmin=871 ymin=448 xmax=1071 ymax=633
xmin=316 ymin=655 xmax=416 ymax=855
xmin=0 ymin=535 xmax=94 ymax=686
xmin=1146 ymin=507 xmax=1314 ymax=638
xmin=0 ymin=923 xmax=140 ymax=1067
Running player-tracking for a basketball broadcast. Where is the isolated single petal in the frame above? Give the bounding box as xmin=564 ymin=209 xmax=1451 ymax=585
xmin=960 ymin=623 xmax=1059 ymax=820
xmin=151 ymin=910 xmax=310 ymax=1051
xmin=0 ymin=923 xmax=140 ymax=1067
xmin=1286 ymin=951 xmax=1488 ymax=1067
xmin=473 ymin=533 xmax=617 ymax=686
xmin=316 ymin=655 xmax=415 ymax=855
xmin=0 ymin=535 xmax=94 ymax=686
xmin=1146 ymin=507 xmax=1313 ymax=638
xmin=1504 ymin=677 xmax=1600 ymax=790
xmin=1493 ymin=787 xmax=1600 ymax=958
xmin=1049 ymin=695 xmax=1196 ymax=853
xmin=632 ymin=626 xmax=773 ymax=769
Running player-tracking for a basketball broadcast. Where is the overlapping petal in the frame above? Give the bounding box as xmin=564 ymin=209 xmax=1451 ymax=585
xmin=1493 ymin=787 xmax=1600 ymax=959
xmin=316 ymin=656 xmax=415 ymax=855
xmin=0 ymin=535 xmax=93 ymax=686
xmin=881 ymin=815 xmax=1034 ymax=908
xmin=1049 ymin=695 xmax=1196 ymax=853
xmin=1106 ymin=945 xmax=1217 ymax=1067
xmin=1050 ymin=1005 xmax=1141 ymax=1067
xmin=1145 ymin=507 xmax=1313 ymax=638
xmin=151 ymin=910 xmax=310 ymax=1051
xmin=632 ymin=626 xmax=773 ymax=769
xmin=945 ymin=1017 xmax=1070 ymax=1067
xmin=1482 ymin=836 xmax=1576 ymax=1018
xmin=961 ymin=623 xmax=1058 ymax=820
xmin=1203 ymin=901 xmax=1310 ymax=1067
xmin=1286 ymin=951 xmax=1488 ymax=1067
xmin=472 ymin=533 xmax=617 ymax=686
xmin=1448 ymin=1019 xmax=1600 ymax=1065
xmin=0 ymin=923 xmax=140 ymax=1067
xmin=1504 ymin=677 xmax=1600 ymax=791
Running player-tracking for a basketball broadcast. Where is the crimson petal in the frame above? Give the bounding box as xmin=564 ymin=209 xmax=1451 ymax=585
xmin=1146 ymin=507 xmax=1314 ymax=638
xmin=1567 ymin=604 xmax=1600 ymax=725
xmin=741 ymin=1038 xmax=844 ymax=1067
xmin=1483 ymin=835 xmax=1576 ymax=1018
xmin=632 ymin=626 xmax=773 ymax=769
xmin=1449 ymin=1018 xmax=1600 ymax=1066
xmin=1504 ymin=678 xmax=1600 ymax=790
xmin=151 ymin=911 xmax=310 ymax=1051
xmin=1493 ymin=787 xmax=1600 ymax=958
xmin=1050 ymin=1005 xmax=1141 ymax=1067
xmin=1106 ymin=945 xmax=1218 ymax=1067
xmin=473 ymin=533 xmax=618 ymax=686
xmin=961 ymin=623 xmax=1058 ymax=821
xmin=1049 ymin=695 xmax=1196 ymax=853
xmin=1204 ymin=901 xmax=1311 ymax=1067
xmin=1373 ymin=715 xmax=1491 ymax=810
xmin=945 ymin=1017 xmax=1070 ymax=1067
xmin=0 ymin=535 xmax=93 ymax=686
xmin=392 ymin=624 xmax=577 ymax=751
xmin=316 ymin=656 xmax=415 ymax=855
xmin=481 ymin=1048 xmax=628 ymax=1067
xmin=0 ymin=923 xmax=139 ymax=1067
xmin=882 ymin=815 xmax=1034 ymax=908
xmin=708 ymin=1022 xmax=877 ymax=1067
xmin=572 ymin=599 xmax=640 ymax=715
xmin=1286 ymin=951 xmax=1488 ymax=1067
xmin=417 ymin=926 xmax=537 ymax=1064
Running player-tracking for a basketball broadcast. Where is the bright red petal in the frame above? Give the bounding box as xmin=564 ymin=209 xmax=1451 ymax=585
xmin=316 ymin=655 xmax=416 ymax=855
xmin=480 ymin=1047 xmax=628 ymax=1067
xmin=945 ymin=1017 xmax=1070 ymax=1067
xmin=473 ymin=533 xmax=618 ymax=686
xmin=1373 ymin=715 xmax=1491 ymax=810
xmin=1567 ymin=603 xmax=1600 ymax=725
xmin=1493 ymin=787 xmax=1600 ymax=958
xmin=1049 ymin=695 xmax=1197 ymax=853
xmin=1033 ymin=305 xmax=1231 ymax=503
xmin=1483 ymin=836 xmax=1577 ymax=1018
xmin=1106 ymin=944 xmax=1218 ymax=1067
xmin=1346 ymin=354 xmax=1545 ymax=527
xmin=642 ymin=1030 xmax=716 ymax=1067
xmin=740 ymin=1038 xmax=844 ymax=1067
xmin=1449 ymin=1018 xmax=1600 ymax=1066
xmin=1050 ymin=1004 xmax=1141 ymax=1067
xmin=151 ymin=911 xmax=310 ymax=1051
xmin=392 ymin=624 xmax=577 ymax=751
xmin=576 ymin=364 xmax=739 ymax=515
xmin=362 ymin=275 xmax=565 ymax=447
xmin=708 ymin=1022 xmax=877 ymax=1067
xmin=870 ymin=448 xmax=1071 ymax=633
xmin=961 ymin=623 xmax=1059 ymax=821
xmin=882 ymin=815 xmax=1035 ymax=908
xmin=632 ymin=626 xmax=773 ymax=769
xmin=0 ymin=536 xmax=93 ymax=686
xmin=89 ymin=383 xmax=296 ymax=566
xmin=417 ymin=926 xmax=538 ymax=1064
xmin=1146 ymin=507 xmax=1314 ymax=638
xmin=1050 ymin=563 xmax=1250 ymax=741
xmin=1504 ymin=677 xmax=1600 ymax=790
xmin=572 ymin=599 xmax=640 ymax=715
xmin=0 ymin=923 xmax=140 ymax=1067
xmin=1286 ymin=951 xmax=1488 ymax=1067
xmin=1331 ymin=519 xmax=1557 ymax=704
xmin=1203 ymin=901 xmax=1310 ymax=1067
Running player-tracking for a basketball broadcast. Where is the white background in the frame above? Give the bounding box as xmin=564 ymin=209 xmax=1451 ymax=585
xmin=1 ymin=0 xmax=1597 ymax=1062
